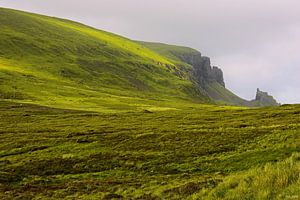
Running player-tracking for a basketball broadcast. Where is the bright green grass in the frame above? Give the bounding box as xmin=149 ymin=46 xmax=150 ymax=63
xmin=204 ymin=82 xmax=247 ymax=106
xmin=0 ymin=101 xmax=299 ymax=199
xmin=194 ymin=153 xmax=300 ymax=199
xmin=0 ymin=7 xmax=210 ymax=112
xmin=137 ymin=41 xmax=199 ymax=67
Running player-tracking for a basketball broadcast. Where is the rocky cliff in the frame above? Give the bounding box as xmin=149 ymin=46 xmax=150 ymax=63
xmin=172 ymin=51 xmax=279 ymax=107
xmin=172 ymin=52 xmax=225 ymax=87
xmin=138 ymin=41 xmax=279 ymax=107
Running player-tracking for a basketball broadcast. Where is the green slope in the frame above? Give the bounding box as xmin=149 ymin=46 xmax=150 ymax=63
xmin=204 ymin=82 xmax=249 ymax=105
xmin=0 ymin=8 xmax=210 ymax=112
xmin=137 ymin=41 xmax=199 ymax=66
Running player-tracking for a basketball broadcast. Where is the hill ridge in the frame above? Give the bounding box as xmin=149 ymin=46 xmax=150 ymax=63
xmin=139 ymin=41 xmax=279 ymax=106
xmin=0 ymin=7 xmax=278 ymax=111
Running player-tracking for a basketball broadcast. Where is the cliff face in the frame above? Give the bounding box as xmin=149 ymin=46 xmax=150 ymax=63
xmin=138 ymin=41 xmax=279 ymax=107
xmin=173 ymin=51 xmax=279 ymax=107
xmin=173 ymin=52 xmax=225 ymax=87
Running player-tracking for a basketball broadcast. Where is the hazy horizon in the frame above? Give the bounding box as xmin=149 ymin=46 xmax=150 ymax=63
xmin=1 ymin=0 xmax=299 ymax=104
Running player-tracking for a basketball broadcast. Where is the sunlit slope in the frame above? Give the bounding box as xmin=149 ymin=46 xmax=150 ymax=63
xmin=138 ymin=41 xmax=199 ymax=66
xmin=0 ymin=8 xmax=209 ymax=111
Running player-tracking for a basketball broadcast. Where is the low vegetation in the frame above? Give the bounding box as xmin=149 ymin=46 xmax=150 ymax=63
xmin=0 ymin=101 xmax=299 ymax=199
xmin=195 ymin=153 xmax=300 ymax=199
xmin=0 ymin=7 xmax=299 ymax=199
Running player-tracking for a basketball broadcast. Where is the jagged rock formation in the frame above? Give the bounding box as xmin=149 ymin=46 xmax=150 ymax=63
xmin=172 ymin=51 xmax=279 ymax=107
xmin=138 ymin=41 xmax=279 ymax=107
xmin=251 ymin=88 xmax=279 ymax=106
xmin=192 ymin=57 xmax=225 ymax=87
xmin=173 ymin=53 xmax=225 ymax=87
xmin=169 ymin=50 xmax=245 ymax=104
xmin=212 ymin=66 xmax=225 ymax=87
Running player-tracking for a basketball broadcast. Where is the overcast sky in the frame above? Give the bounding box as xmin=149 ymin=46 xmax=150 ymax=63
xmin=1 ymin=0 xmax=299 ymax=103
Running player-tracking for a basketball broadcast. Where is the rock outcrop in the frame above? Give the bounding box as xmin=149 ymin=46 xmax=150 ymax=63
xmin=174 ymin=52 xmax=225 ymax=87
xmin=211 ymin=66 xmax=225 ymax=87
xmin=139 ymin=41 xmax=279 ymax=107
xmin=251 ymin=88 xmax=279 ymax=106
xmin=172 ymin=51 xmax=279 ymax=107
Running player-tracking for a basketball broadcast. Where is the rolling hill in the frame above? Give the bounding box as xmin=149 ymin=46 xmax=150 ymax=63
xmin=0 ymin=7 xmax=212 ymax=113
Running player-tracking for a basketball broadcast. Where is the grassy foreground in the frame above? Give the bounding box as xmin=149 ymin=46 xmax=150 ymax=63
xmin=0 ymin=100 xmax=299 ymax=199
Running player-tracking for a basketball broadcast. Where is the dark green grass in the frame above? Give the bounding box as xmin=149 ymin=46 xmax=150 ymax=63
xmin=0 ymin=101 xmax=299 ymax=199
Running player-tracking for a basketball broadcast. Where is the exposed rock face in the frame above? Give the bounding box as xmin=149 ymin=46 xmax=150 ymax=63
xmin=172 ymin=51 xmax=279 ymax=107
xmin=252 ymin=88 xmax=279 ymax=106
xmin=174 ymin=52 xmax=225 ymax=87
xmin=139 ymin=41 xmax=279 ymax=107
xmin=211 ymin=66 xmax=225 ymax=87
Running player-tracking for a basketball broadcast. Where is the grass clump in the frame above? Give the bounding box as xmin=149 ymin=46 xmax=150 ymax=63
xmin=194 ymin=153 xmax=300 ymax=200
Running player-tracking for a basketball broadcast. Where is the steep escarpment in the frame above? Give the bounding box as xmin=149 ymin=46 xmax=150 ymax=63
xmin=173 ymin=51 xmax=248 ymax=105
xmin=175 ymin=51 xmax=279 ymax=106
xmin=185 ymin=55 xmax=279 ymax=106
xmin=173 ymin=53 xmax=225 ymax=87
xmin=139 ymin=42 xmax=279 ymax=107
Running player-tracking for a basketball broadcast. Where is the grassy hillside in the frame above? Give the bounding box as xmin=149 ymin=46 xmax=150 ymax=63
xmin=0 ymin=8 xmax=210 ymax=112
xmin=0 ymin=101 xmax=299 ymax=199
xmin=204 ymin=82 xmax=249 ymax=106
xmin=1 ymin=7 xmax=298 ymax=200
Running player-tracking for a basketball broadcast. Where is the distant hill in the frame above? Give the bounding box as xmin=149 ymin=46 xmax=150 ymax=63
xmin=0 ymin=8 xmax=278 ymax=111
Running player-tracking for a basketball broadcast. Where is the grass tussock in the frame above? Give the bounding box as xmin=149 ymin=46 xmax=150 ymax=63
xmin=195 ymin=153 xmax=300 ymax=199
